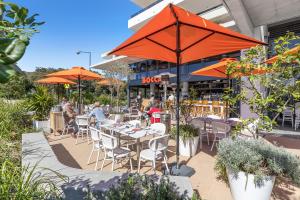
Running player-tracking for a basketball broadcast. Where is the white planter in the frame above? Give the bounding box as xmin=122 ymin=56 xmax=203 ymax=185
xmin=227 ymin=169 xmax=275 ymax=200
xmin=179 ymin=136 xmax=199 ymax=157
xmin=34 ymin=120 xmax=50 ymax=132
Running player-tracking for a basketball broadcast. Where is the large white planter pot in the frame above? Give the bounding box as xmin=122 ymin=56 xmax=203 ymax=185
xmin=227 ymin=169 xmax=275 ymax=200
xmin=34 ymin=120 xmax=50 ymax=132
xmin=179 ymin=136 xmax=199 ymax=157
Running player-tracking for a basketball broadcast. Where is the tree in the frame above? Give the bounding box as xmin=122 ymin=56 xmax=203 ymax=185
xmin=226 ymin=33 xmax=300 ymax=138
xmin=101 ymin=61 xmax=132 ymax=109
xmin=0 ymin=74 xmax=33 ymax=99
xmin=0 ymin=0 xmax=44 ymax=83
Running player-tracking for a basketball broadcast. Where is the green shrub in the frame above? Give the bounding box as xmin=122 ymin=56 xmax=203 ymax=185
xmin=87 ymin=174 xmax=196 ymax=200
xmin=171 ymin=124 xmax=198 ymax=141
xmin=97 ymin=94 xmax=113 ymax=105
xmin=0 ymin=160 xmax=66 ymax=199
xmin=215 ymin=138 xmax=300 ymax=186
xmin=26 ymin=86 xmax=54 ymax=121
xmin=0 ymin=99 xmax=33 ymax=140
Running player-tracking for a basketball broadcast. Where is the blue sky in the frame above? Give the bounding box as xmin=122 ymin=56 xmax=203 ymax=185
xmin=12 ymin=0 xmax=139 ymax=72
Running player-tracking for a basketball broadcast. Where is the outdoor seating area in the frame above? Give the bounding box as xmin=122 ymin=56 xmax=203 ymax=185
xmin=2 ymin=0 xmax=300 ymax=199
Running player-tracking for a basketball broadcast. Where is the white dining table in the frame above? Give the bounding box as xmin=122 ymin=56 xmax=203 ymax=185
xmin=99 ymin=120 xmax=158 ymax=163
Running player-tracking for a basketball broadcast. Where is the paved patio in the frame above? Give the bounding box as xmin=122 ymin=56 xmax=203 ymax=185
xmin=46 ymin=131 xmax=300 ymax=200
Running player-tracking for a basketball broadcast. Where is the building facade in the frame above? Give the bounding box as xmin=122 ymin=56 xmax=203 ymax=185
xmin=92 ymin=0 xmax=300 ymax=117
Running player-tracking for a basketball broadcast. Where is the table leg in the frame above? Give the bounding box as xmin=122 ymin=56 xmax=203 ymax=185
xmin=136 ymin=138 xmax=140 ymax=164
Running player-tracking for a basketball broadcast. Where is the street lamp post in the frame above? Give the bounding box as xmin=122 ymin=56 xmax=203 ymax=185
xmin=76 ymin=51 xmax=92 ymax=70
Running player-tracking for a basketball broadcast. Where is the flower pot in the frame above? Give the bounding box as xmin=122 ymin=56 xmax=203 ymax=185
xmin=227 ymin=169 xmax=275 ymax=200
xmin=34 ymin=120 xmax=50 ymax=132
xmin=179 ymin=136 xmax=199 ymax=157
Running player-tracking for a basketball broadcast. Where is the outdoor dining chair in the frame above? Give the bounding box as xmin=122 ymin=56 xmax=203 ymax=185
xmin=61 ymin=112 xmax=75 ymax=137
xmin=100 ymin=131 xmax=133 ymax=172
xmin=150 ymin=123 xmax=166 ymax=136
xmin=282 ymin=108 xmax=294 ymax=127
xmin=76 ymin=116 xmax=90 ymax=144
xmin=210 ymin=121 xmax=231 ymax=151
xmin=87 ymin=127 xmax=103 ymax=170
xmin=138 ymin=134 xmax=170 ymax=174
xmin=190 ymin=118 xmax=210 ymax=148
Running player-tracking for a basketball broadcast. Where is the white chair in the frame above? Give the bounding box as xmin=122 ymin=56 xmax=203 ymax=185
xmin=210 ymin=121 xmax=230 ymax=151
xmin=76 ymin=116 xmax=89 ymax=144
xmin=87 ymin=127 xmax=102 ymax=170
xmin=150 ymin=123 xmax=166 ymax=136
xmin=152 ymin=112 xmax=161 ymax=123
xmin=190 ymin=119 xmax=210 ymax=148
xmin=282 ymin=108 xmax=294 ymax=127
xmin=138 ymin=135 xmax=170 ymax=174
xmin=100 ymin=132 xmax=133 ymax=171
xmin=295 ymin=111 xmax=300 ymax=130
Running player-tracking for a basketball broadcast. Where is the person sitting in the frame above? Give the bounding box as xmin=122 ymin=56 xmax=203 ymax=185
xmin=61 ymin=97 xmax=68 ymax=108
xmin=147 ymin=100 xmax=162 ymax=124
xmin=63 ymin=102 xmax=78 ymax=134
xmin=89 ymin=102 xmax=106 ymax=129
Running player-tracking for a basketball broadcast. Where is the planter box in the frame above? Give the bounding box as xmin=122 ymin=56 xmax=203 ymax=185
xmin=179 ymin=136 xmax=199 ymax=157
xmin=34 ymin=120 xmax=50 ymax=132
xmin=227 ymin=169 xmax=275 ymax=200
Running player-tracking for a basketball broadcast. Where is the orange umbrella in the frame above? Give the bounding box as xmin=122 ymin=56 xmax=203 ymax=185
xmin=266 ymin=45 xmax=300 ymax=64
xmin=191 ymin=58 xmax=268 ymax=78
xmin=47 ymin=66 xmax=103 ymax=113
xmin=35 ymin=77 xmax=76 ymax=102
xmin=35 ymin=77 xmax=76 ymax=85
xmin=108 ymin=4 xmax=265 ymax=169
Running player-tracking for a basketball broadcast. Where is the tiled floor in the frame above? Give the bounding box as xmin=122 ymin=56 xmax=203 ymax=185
xmin=47 ymin=132 xmax=300 ymax=200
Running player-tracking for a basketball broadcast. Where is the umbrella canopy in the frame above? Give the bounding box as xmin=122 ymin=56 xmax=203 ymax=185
xmin=109 ymin=4 xmax=265 ymax=64
xmin=35 ymin=77 xmax=76 ymax=85
xmin=266 ymin=45 xmax=300 ymax=64
xmin=47 ymin=66 xmax=102 ymax=80
xmin=191 ymin=58 xmax=268 ymax=78
xmin=35 ymin=77 xmax=76 ymax=103
xmin=47 ymin=66 xmax=102 ymax=113
xmin=108 ymin=3 xmax=265 ymax=170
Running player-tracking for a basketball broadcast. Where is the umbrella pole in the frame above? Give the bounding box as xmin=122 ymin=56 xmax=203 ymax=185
xmin=78 ymin=76 xmax=81 ymax=114
xmin=175 ymin=16 xmax=181 ymax=170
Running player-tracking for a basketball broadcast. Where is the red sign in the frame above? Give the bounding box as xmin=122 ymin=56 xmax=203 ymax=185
xmin=142 ymin=77 xmax=161 ymax=84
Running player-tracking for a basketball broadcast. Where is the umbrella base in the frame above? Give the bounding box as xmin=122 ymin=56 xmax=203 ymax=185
xmin=169 ymin=162 xmax=195 ymax=177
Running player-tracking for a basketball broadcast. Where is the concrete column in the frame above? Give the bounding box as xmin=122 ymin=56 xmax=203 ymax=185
xmin=240 ymin=25 xmax=268 ymax=119
xmin=182 ymin=82 xmax=189 ymax=97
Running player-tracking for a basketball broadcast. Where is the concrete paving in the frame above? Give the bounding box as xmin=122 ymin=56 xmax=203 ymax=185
xmin=22 ymin=132 xmax=193 ymax=199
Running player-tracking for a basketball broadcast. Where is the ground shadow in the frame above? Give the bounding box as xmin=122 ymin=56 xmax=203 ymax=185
xmin=51 ymin=143 xmax=82 ymax=169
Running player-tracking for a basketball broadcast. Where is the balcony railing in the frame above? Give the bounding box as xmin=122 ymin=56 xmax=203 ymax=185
xmin=131 ymin=0 xmax=163 ymax=18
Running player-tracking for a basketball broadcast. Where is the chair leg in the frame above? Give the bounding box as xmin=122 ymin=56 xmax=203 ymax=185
xmin=163 ymin=154 xmax=169 ymax=174
xmin=95 ymin=149 xmax=101 ymax=170
xmin=87 ymin=146 xmax=94 ymax=164
xmin=282 ymin=116 xmax=285 ymax=127
xmin=129 ymin=157 xmax=133 ymax=172
xmin=138 ymin=158 xmax=141 ymax=173
xmin=111 ymin=158 xmax=115 ymax=171
xmin=210 ymin=135 xmax=216 ymax=151
xmin=75 ymin=132 xmax=79 ymax=144
xmin=152 ymin=160 xmax=156 ymax=174
xmin=101 ymin=153 xmax=106 ymax=171
xmin=207 ymin=133 xmax=210 ymax=145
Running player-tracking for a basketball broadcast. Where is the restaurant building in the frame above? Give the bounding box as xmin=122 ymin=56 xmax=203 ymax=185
xmin=92 ymin=0 xmax=300 ymax=117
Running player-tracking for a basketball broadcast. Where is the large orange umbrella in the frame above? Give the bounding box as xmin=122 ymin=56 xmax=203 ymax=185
xmin=108 ymin=4 xmax=265 ymax=170
xmin=47 ymin=66 xmax=102 ymax=113
xmin=266 ymin=45 xmax=300 ymax=64
xmin=35 ymin=77 xmax=76 ymax=102
xmin=191 ymin=58 xmax=268 ymax=118
xmin=191 ymin=58 xmax=268 ymax=78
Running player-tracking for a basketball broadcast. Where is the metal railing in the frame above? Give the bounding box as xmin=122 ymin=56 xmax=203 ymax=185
xmin=131 ymin=0 xmax=163 ymax=18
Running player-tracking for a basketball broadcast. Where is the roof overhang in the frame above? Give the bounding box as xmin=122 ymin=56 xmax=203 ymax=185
xmin=92 ymin=56 xmax=144 ymax=70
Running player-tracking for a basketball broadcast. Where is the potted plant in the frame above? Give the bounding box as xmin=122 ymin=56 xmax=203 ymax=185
xmin=215 ymin=138 xmax=300 ymax=200
xmin=171 ymin=124 xmax=199 ymax=157
xmin=26 ymin=86 xmax=54 ymax=131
